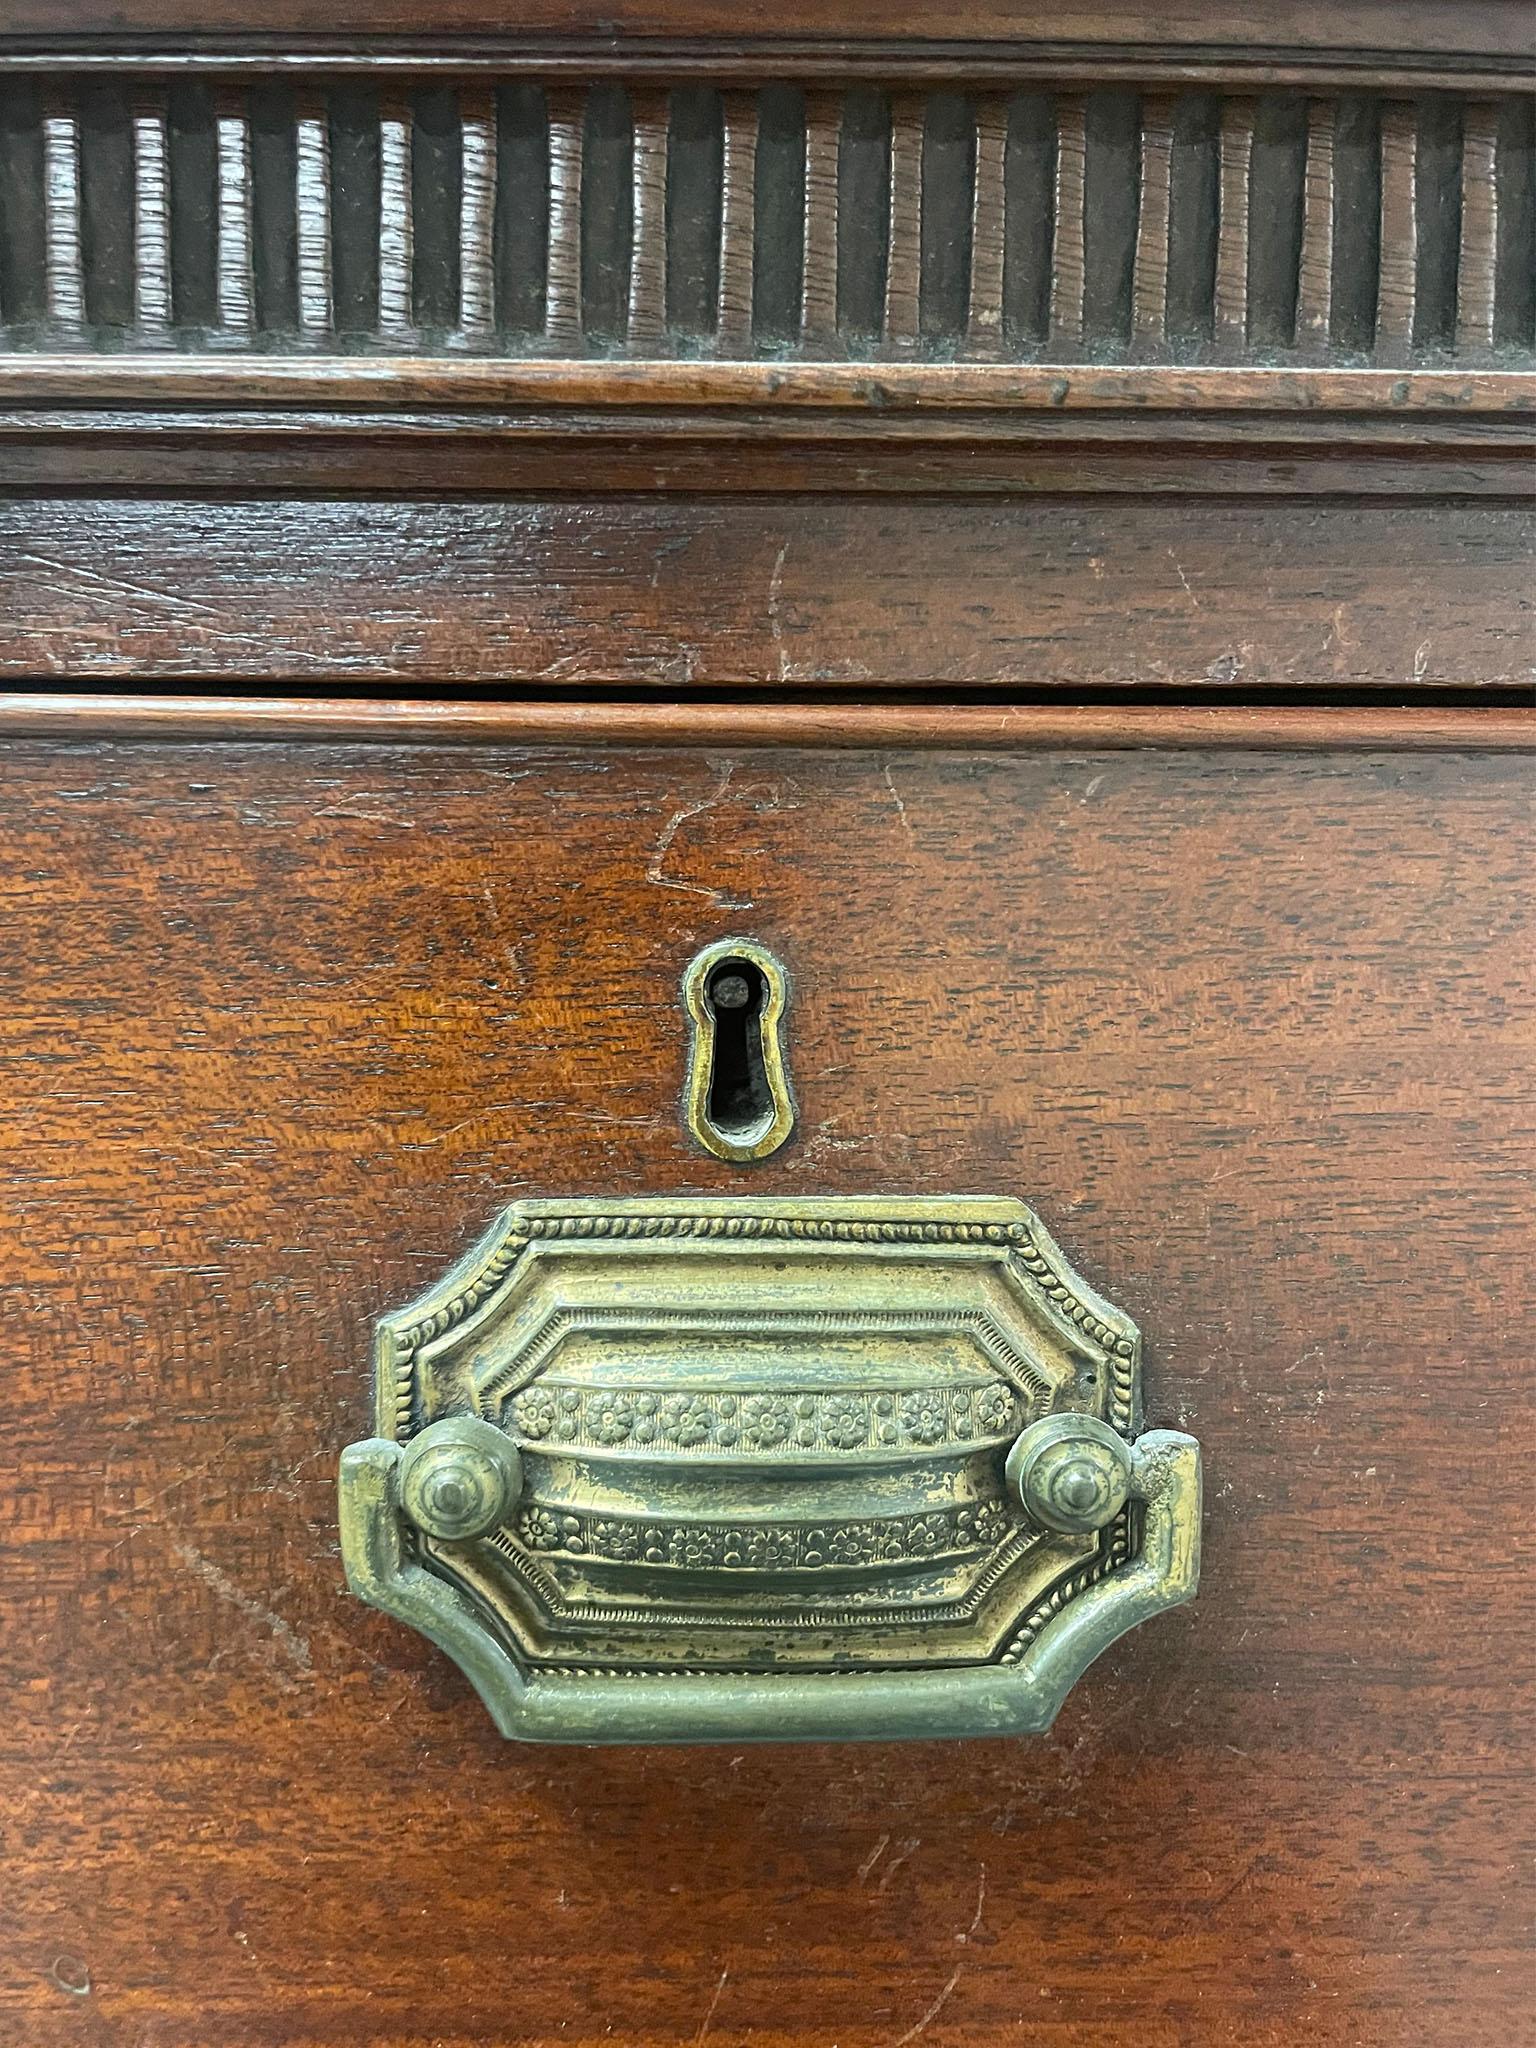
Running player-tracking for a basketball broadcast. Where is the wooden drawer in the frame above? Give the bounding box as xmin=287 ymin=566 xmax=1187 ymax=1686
xmin=2 ymin=717 xmax=1528 ymax=2046
xmin=3 ymin=2 xmax=1532 ymax=2034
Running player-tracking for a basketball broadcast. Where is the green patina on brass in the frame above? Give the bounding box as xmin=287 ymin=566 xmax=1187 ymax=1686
xmin=681 ymin=938 xmax=796 ymax=1162
xmin=339 ymin=1195 xmax=1202 ymax=1744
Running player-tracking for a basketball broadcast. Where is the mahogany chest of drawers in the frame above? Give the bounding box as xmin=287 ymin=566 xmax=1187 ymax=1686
xmin=0 ymin=2 xmax=1531 ymax=2043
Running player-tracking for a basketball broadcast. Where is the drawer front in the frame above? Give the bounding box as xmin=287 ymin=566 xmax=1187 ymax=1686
xmin=2 ymin=738 xmax=1529 ymax=2046
xmin=3 ymin=495 xmax=1531 ymax=693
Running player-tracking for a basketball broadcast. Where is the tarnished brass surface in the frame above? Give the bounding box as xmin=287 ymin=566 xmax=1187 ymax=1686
xmin=681 ymin=939 xmax=795 ymax=1162
xmin=339 ymin=1196 xmax=1201 ymax=1743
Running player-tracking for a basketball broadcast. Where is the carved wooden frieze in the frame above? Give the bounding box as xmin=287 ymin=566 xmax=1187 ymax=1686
xmin=0 ymin=73 xmax=1531 ymax=368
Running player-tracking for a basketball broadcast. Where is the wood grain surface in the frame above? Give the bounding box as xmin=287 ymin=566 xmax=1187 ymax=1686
xmin=3 ymin=695 xmax=1535 ymax=751
xmin=3 ymin=494 xmax=1531 ymax=691
xmin=6 ymin=420 xmax=1528 ymax=500
xmin=0 ymin=737 xmax=1529 ymax=2048
xmin=2 ymin=358 xmax=1530 ymax=409
xmin=2 ymin=0 xmax=1529 ymax=68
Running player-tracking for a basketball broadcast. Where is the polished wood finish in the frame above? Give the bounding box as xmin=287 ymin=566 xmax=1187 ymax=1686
xmin=7 ymin=409 xmax=1528 ymax=500
xmin=1 ymin=357 xmax=1531 ymax=408
xmin=4 ymin=2 xmax=1531 ymax=70
xmin=4 ymin=494 xmax=1530 ymax=691
xmin=2 ymin=693 xmax=1534 ymax=750
xmin=1 ymin=737 xmax=1529 ymax=2046
xmin=1 ymin=2 xmax=1531 ymax=2040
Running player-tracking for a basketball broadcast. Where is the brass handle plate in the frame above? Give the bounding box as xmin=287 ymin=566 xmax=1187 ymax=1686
xmin=339 ymin=1196 xmax=1201 ymax=1744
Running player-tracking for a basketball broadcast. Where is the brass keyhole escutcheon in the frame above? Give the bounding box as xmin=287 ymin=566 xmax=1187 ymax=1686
xmin=682 ymin=939 xmax=795 ymax=1162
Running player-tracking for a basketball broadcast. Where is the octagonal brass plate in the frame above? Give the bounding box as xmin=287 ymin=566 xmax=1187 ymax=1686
xmin=339 ymin=1197 xmax=1201 ymax=1743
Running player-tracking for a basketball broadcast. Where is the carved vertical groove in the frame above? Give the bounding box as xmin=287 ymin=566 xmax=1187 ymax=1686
xmin=716 ymin=89 xmax=757 ymax=354
xmin=884 ymin=92 xmax=924 ymax=348
xmin=42 ymin=101 xmax=85 ymax=328
xmin=1132 ymin=94 xmax=1175 ymax=347
xmin=544 ymin=87 xmax=584 ymax=351
xmin=801 ymin=89 xmax=840 ymax=349
xmin=215 ymin=93 xmax=254 ymax=333
xmin=457 ymin=86 xmax=497 ymax=339
xmin=966 ymin=95 xmax=1007 ymax=357
xmin=0 ymin=70 xmax=1530 ymax=374
xmin=295 ymin=92 xmax=332 ymax=337
xmin=1296 ymin=98 xmax=1335 ymax=349
xmin=628 ymin=88 xmax=669 ymax=350
xmin=1375 ymin=101 xmax=1417 ymax=355
xmin=1456 ymin=100 xmax=1499 ymax=352
xmin=131 ymin=98 xmax=172 ymax=332
xmin=1214 ymin=98 xmax=1254 ymax=347
xmin=1049 ymin=94 xmax=1086 ymax=347
xmin=378 ymin=95 xmax=414 ymax=337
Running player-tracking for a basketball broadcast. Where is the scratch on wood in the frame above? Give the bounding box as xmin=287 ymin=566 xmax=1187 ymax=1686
xmin=767 ymin=539 xmax=791 ymax=680
xmin=647 ymin=762 xmax=753 ymax=909
xmin=882 ymin=761 xmax=915 ymax=846
xmin=1168 ymin=550 xmax=1201 ymax=608
xmin=171 ymin=1538 xmax=312 ymax=1681
xmin=479 ymin=881 xmax=524 ymax=978
xmin=887 ymin=1963 xmax=964 ymax=2046
xmin=17 ymin=550 xmax=225 ymax=621
xmin=695 ymin=1965 xmax=729 ymax=2043
xmin=785 ymin=1115 xmax=864 ymax=1173
xmin=309 ymin=791 xmax=416 ymax=826
xmin=397 ymin=1101 xmax=526 ymax=1151
xmin=876 ymin=1835 xmax=922 ymax=1891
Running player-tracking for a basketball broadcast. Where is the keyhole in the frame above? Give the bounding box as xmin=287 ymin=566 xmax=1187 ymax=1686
xmin=683 ymin=940 xmax=794 ymax=1162
xmin=706 ymin=959 xmax=768 ymax=1137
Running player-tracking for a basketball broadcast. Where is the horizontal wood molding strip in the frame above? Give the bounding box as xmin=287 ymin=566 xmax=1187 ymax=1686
xmin=5 ymin=49 xmax=1529 ymax=93
xmin=4 ymin=695 xmax=1532 ymax=752
xmin=0 ymin=358 xmax=1530 ymax=413
xmin=6 ymin=414 xmax=1527 ymax=494
xmin=3 ymin=5 xmax=1532 ymax=66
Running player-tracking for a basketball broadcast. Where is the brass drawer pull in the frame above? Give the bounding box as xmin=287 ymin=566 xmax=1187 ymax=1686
xmin=339 ymin=1197 xmax=1201 ymax=1744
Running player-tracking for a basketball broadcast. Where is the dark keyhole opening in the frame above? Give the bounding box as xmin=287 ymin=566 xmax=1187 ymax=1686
xmin=706 ymin=957 xmax=771 ymax=1136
